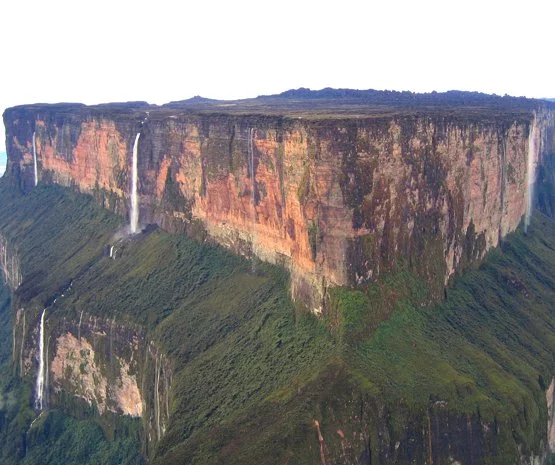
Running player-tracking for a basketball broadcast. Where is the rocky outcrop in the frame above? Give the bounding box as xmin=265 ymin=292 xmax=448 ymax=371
xmin=312 ymin=403 xmax=548 ymax=465
xmin=51 ymin=329 xmax=142 ymax=417
xmin=4 ymin=97 xmax=555 ymax=309
xmin=0 ymin=234 xmax=22 ymax=289
xmin=547 ymin=379 xmax=555 ymax=453
xmin=12 ymin=307 xmax=172 ymax=451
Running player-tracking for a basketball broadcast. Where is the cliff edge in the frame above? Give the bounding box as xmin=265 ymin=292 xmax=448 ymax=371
xmin=4 ymin=90 xmax=555 ymax=310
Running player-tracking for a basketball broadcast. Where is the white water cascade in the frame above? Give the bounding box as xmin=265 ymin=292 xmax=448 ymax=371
xmin=525 ymin=118 xmax=538 ymax=233
xmin=32 ymin=131 xmax=38 ymax=186
xmin=35 ymin=309 xmax=46 ymax=410
xmin=78 ymin=310 xmax=84 ymax=341
xmin=155 ymin=354 xmax=161 ymax=439
xmin=130 ymin=132 xmax=141 ymax=234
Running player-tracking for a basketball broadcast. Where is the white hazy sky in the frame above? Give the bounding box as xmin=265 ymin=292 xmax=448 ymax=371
xmin=1 ymin=0 xmax=554 ymax=152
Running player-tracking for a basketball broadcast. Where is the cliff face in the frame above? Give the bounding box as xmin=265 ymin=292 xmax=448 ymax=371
xmin=0 ymin=234 xmax=21 ymax=289
xmin=4 ymin=102 xmax=555 ymax=309
xmin=547 ymin=380 xmax=555 ymax=453
xmin=13 ymin=305 xmax=171 ymax=454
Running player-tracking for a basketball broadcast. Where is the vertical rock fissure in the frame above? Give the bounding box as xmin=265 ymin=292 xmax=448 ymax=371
xmin=248 ymin=127 xmax=257 ymax=272
xmin=0 ymin=236 xmax=22 ymax=289
xmin=12 ymin=315 xmax=16 ymax=363
xmin=547 ymin=379 xmax=555 ymax=453
xmin=525 ymin=116 xmax=538 ymax=233
xmin=497 ymin=130 xmax=508 ymax=240
xmin=32 ymin=130 xmax=38 ymax=186
xmin=19 ymin=311 xmax=25 ymax=376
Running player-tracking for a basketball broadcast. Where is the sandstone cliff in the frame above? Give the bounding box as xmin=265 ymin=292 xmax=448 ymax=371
xmin=4 ymin=94 xmax=555 ymax=311
xmin=12 ymin=304 xmax=171 ymax=458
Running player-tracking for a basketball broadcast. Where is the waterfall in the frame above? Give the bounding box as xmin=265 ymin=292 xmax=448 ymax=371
xmin=45 ymin=335 xmax=50 ymax=406
xmin=32 ymin=131 xmax=38 ymax=186
xmin=78 ymin=310 xmax=84 ymax=341
xmin=155 ymin=354 xmax=161 ymax=439
xmin=35 ymin=309 xmax=46 ymax=410
xmin=248 ymin=128 xmax=256 ymax=272
xmin=130 ymin=132 xmax=141 ymax=234
xmin=20 ymin=312 xmax=25 ymax=376
xmin=525 ymin=118 xmax=538 ymax=233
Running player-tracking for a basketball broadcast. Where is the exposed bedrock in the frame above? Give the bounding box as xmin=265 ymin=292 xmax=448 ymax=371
xmin=12 ymin=306 xmax=171 ymax=456
xmin=4 ymin=104 xmax=555 ymax=310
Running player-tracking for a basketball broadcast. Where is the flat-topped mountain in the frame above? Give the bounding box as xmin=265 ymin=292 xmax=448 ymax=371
xmin=4 ymin=89 xmax=555 ymax=310
xmin=1 ymin=89 xmax=555 ymax=464
xmin=9 ymin=88 xmax=553 ymax=118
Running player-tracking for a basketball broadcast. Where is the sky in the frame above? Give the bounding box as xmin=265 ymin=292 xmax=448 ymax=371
xmin=1 ymin=0 xmax=554 ymax=152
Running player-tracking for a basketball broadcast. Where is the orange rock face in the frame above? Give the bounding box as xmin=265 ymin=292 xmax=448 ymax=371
xmin=38 ymin=119 xmax=129 ymax=198
xmin=4 ymin=106 xmax=555 ymax=310
xmin=13 ymin=306 xmax=172 ymax=443
xmin=51 ymin=331 xmax=142 ymax=416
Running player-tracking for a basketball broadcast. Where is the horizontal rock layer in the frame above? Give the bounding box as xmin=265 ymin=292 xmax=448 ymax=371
xmin=4 ymin=103 xmax=555 ymax=308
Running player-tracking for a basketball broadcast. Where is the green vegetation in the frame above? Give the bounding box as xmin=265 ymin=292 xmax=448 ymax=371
xmin=307 ymin=221 xmax=319 ymax=260
xmin=296 ymin=165 xmax=311 ymax=203
xmin=0 ymin=186 xmax=145 ymax=464
xmin=22 ymin=410 xmax=144 ymax=465
xmin=0 ymin=181 xmax=554 ymax=464
xmin=0 ymin=184 xmax=337 ymax=464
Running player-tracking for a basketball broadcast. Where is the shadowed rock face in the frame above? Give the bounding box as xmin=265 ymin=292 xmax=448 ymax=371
xmin=51 ymin=331 xmax=143 ymax=417
xmin=12 ymin=306 xmax=171 ymax=452
xmin=0 ymin=234 xmax=22 ymax=289
xmin=3 ymin=94 xmax=555 ymax=310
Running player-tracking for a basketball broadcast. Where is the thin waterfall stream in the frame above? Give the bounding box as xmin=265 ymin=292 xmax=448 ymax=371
xmin=130 ymin=132 xmax=140 ymax=234
xmin=32 ymin=131 xmax=38 ymax=186
xmin=35 ymin=309 xmax=46 ymax=410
